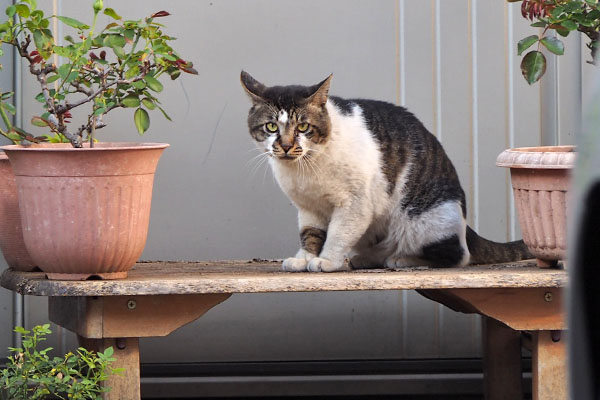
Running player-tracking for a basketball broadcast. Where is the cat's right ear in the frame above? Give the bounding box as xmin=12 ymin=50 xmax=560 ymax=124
xmin=240 ymin=71 xmax=267 ymax=103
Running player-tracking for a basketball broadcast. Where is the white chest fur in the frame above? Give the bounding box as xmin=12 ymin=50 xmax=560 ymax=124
xmin=271 ymin=101 xmax=390 ymax=220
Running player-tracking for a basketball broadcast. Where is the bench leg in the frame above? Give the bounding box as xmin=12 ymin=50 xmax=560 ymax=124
xmin=482 ymin=317 xmax=524 ymax=400
xmin=532 ymin=330 xmax=567 ymax=400
xmin=79 ymin=337 xmax=140 ymax=400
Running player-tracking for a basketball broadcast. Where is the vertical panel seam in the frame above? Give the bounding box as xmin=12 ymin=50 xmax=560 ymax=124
xmin=396 ymin=0 xmax=406 ymax=107
xmin=469 ymin=0 xmax=479 ymax=232
xmin=432 ymin=0 xmax=442 ymax=141
xmin=505 ymin=2 xmax=517 ymax=240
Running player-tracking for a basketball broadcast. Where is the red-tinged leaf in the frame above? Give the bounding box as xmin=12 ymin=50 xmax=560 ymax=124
xmin=31 ymin=116 xmax=49 ymax=127
xmin=151 ymin=11 xmax=170 ymax=18
xmin=181 ymin=65 xmax=198 ymax=75
xmin=89 ymin=51 xmax=98 ymax=60
xmin=100 ymin=50 xmax=106 ymax=60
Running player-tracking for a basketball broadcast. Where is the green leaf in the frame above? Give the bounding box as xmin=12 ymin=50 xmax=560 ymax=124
xmin=530 ymin=21 xmax=547 ymax=28
xmin=5 ymin=5 xmax=16 ymax=17
xmin=103 ymin=7 xmax=121 ymax=20
xmin=14 ymin=326 xmax=29 ymax=334
xmin=144 ymin=75 xmax=163 ymax=92
xmin=57 ymin=16 xmax=89 ymax=30
xmin=3 ymin=102 xmax=16 ymax=115
xmin=106 ymin=34 xmax=126 ymax=48
xmin=33 ymin=29 xmax=53 ymax=55
xmin=103 ymin=346 xmax=114 ymax=358
xmin=521 ymin=50 xmax=547 ymax=85
xmin=57 ymin=63 xmax=71 ymax=79
xmin=551 ymin=5 xmax=565 ymax=18
xmin=131 ymin=80 xmax=146 ymax=90
xmin=122 ymin=94 xmax=140 ymax=108
xmin=46 ymin=74 xmax=60 ymax=83
xmin=540 ymin=36 xmax=564 ymax=55
xmin=125 ymin=65 xmax=139 ymax=79
xmin=113 ymin=45 xmax=126 ymax=59
xmin=134 ymin=108 xmax=149 ymax=134
xmin=14 ymin=4 xmax=30 ymax=18
xmin=141 ymin=97 xmax=156 ymax=110
xmin=518 ymin=35 xmax=539 ymax=56
xmin=158 ymin=106 xmax=172 ymax=121
xmin=52 ymin=45 xmax=72 ymax=57
xmin=561 ymin=20 xmax=578 ymax=31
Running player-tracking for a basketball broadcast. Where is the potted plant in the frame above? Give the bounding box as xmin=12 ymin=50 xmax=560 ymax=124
xmin=0 ymin=0 xmax=197 ymax=279
xmin=497 ymin=0 xmax=590 ymax=267
xmin=0 ymin=93 xmax=36 ymax=272
xmin=511 ymin=0 xmax=599 ymax=84
xmin=1 ymin=324 xmax=123 ymax=399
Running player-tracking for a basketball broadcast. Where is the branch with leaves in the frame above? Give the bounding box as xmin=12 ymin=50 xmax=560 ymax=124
xmin=510 ymin=0 xmax=600 ymax=84
xmin=0 ymin=0 xmax=198 ymax=147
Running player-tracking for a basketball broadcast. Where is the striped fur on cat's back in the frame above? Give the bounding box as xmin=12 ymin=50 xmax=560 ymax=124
xmin=240 ymin=71 xmax=531 ymax=272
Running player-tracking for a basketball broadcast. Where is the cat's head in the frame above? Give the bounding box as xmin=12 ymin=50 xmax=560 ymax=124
xmin=240 ymin=71 xmax=332 ymax=162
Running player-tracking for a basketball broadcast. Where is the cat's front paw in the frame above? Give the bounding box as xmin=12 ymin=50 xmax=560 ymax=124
xmin=307 ymin=257 xmax=343 ymax=272
xmin=282 ymin=257 xmax=308 ymax=272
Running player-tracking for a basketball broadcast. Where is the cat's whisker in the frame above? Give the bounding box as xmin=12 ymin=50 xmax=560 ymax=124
xmin=248 ymin=152 xmax=271 ymax=179
xmin=303 ymin=153 xmax=323 ymax=179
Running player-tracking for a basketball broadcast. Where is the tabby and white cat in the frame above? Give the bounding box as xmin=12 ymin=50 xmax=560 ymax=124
xmin=241 ymin=71 xmax=531 ymax=272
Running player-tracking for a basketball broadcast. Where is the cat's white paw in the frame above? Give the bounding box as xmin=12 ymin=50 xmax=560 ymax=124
xmin=307 ymin=257 xmax=343 ymax=272
xmin=282 ymin=257 xmax=308 ymax=272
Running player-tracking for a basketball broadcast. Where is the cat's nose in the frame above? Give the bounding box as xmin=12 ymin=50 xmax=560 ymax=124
xmin=281 ymin=144 xmax=293 ymax=153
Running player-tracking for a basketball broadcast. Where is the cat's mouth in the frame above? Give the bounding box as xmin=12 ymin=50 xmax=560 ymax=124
xmin=277 ymin=154 xmax=299 ymax=161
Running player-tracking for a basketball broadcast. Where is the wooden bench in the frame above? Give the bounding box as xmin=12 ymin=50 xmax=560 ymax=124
xmin=1 ymin=260 xmax=567 ymax=400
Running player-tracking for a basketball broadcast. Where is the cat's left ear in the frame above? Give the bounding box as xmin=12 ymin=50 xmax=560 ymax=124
xmin=240 ymin=71 xmax=267 ymax=104
xmin=306 ymin=74 xmax=333 ymax=107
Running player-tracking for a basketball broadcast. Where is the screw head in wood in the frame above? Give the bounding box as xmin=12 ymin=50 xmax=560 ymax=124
xmin=127 ymin=299 xmax=137 ymax=310
xmin=544 ymin=292 xmax=553 ymax=302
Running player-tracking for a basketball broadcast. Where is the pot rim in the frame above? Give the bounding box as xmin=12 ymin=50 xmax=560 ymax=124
xmin=0 ymin=142 xmax=169 ymax=152
xmin=496 ymin=145 xmax=576 ymax=169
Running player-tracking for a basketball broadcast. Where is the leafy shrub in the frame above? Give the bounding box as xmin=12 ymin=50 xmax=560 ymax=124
xmin=1 ymin=324 xmax=123 ymax=400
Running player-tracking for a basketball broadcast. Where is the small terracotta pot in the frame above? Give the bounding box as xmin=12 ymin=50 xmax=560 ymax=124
xmin=1 ymin=142 xmax=168 ymax=280
xmin=0 ymin=152 xmax=37 ymax=271
xmin=497 ymin=146 xmax=575 ymax=268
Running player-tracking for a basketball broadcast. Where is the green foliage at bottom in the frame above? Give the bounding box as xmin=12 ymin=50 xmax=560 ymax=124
xmin=1 ymin=324 xmax=124 ymax=400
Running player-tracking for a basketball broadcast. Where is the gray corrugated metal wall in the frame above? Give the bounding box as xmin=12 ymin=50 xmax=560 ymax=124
xmin=0 ymin=0 xmax=586 ymax=370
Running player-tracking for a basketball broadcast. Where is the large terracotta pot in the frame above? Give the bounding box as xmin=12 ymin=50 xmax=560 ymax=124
xmin=1 ymin=142 xmax=168 ymax=280
xmin=0 ymin=152 xmax=37 ymax=271
xmin=496 ymin=146 xmax=575 ymax=268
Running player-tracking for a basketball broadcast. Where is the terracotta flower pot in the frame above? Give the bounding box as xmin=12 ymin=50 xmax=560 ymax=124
xmin=497 ymin=146 xmax=575 ymax=268
xmin=0 ymin=152 xmax=37 ymax=271
xmin=1 ymin=142 xmax=168 ymax=280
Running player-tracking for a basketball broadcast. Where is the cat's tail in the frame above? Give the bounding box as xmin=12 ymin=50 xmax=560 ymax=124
xmin=466 ymin=226 xmax=533 ymax=264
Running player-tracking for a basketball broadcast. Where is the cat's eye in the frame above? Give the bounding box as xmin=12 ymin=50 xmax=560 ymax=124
xmin=265 ymin=122 xmax=278 ymax=133
xmin=297 ymin=123 xmax=310 ymax=133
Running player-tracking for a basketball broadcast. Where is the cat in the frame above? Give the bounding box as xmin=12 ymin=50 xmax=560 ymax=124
xmin=240 ymin=71 xmax=532 ymax=272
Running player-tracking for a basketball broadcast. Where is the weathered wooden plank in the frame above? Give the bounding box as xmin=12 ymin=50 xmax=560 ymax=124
xmin=1 ymin=260 xmax=566 ymax=297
